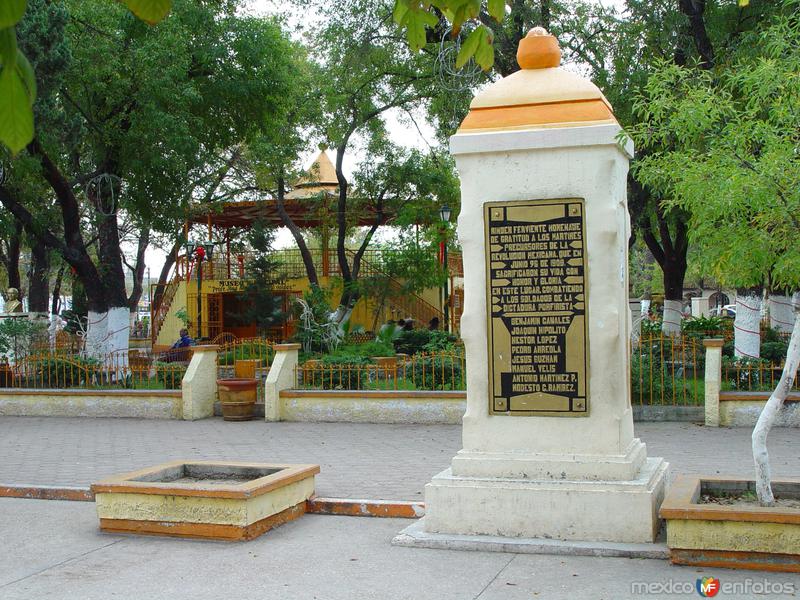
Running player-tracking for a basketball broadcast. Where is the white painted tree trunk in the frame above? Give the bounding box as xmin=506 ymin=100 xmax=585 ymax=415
xmin=661 ymin=299 xmax=682 ymax=335
xmin=85 ymin=311 xmax=108 ymax=358
xmin=640 ymin=299 xmax=651 ymax=318
xmin=753 ymin=293 xmax=800 ymax=506
xmin=106 ymin=306 xmax=130 ymax=366
xmin=734 ymin=293 xmax=761 ymax=359
xmin=768 ymin=294 xmax=794 ymax=334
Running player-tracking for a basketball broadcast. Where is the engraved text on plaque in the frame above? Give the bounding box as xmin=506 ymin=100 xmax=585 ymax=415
xmin=485 ymin=199 xmax=588 ymax=416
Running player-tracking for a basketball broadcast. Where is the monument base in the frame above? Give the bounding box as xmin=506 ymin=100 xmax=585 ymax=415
xmin=420 ymin=457 xmax=669 ymax=544
xmin=392 ymin=519 xmax=668 ymax=559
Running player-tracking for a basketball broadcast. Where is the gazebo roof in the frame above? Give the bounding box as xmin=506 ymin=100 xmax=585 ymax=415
xmin=187 ymin=150 xmax=379 ymax=228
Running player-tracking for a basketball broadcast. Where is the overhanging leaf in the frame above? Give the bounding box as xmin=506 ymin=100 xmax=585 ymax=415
xmin=0 ymin=69 xmax=34 ymax=153
xmin=487 ymin=0 xmax=505 ymax=21
xmin=122 ymin=0 xmax=172 ymax=25
xmin=474 ymin=35 xmax=494 ymax=71
xmin=393 ymin=0 xmax=409 ymax=25
xmin=0 ymin=0 xmax=26 ymax=29
xmin=15 ymin=49 xmax=35 ymax=104
xmin=0 ymin=27 xmax=17 ymax=70
xmin=455 ymin=27 xmax=481 ymax=68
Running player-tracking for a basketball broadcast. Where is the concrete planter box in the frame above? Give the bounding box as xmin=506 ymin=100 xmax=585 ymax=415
xmin=661 ymin=475 xmax=800 ymax=572
xmin=91 ymin=460 xmax=319 ymax=541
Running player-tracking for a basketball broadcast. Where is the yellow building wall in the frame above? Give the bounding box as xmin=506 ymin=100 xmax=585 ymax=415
xmin=156 ymin=281 xmax=189 ymax=347
xmin=158 ymin=276 xmax=395 ymax=345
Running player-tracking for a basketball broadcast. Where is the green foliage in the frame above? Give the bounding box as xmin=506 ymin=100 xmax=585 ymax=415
xmin=217 ymin=341 xmax=273 ymax=366
xmin=301 ymin=355 xmax=371 ymax=390
xmin=722 ymin=356 xmax=773 ymax=391
xmin=0 ymin=0 xmax=172 ymax=153
xmin=22 ymin=354 xmax=99 ymax=388
xmin=761 ymin=341 xmax=789 ymax=364
xmin=422 ymin=330 xmax=458 ymax=352
xmin=630 ymin=352 xmax=679 ymax=405
xmin=640 ymin=319 xmax=662 ymax=336
xmin=174 ymin=308 xmax=189 ymax=328
xmin=393 ymin=329 xmax=434 ymax=355
xmin=0 ymin=317 xmax=45 ymax=358
xmin=122 ymin=0 xmax=171 ymax=24
xmin=293 ymin=287 xmax=337 ymax=354
xmin=629 ymin=1 xmax=800 ymax=292
xmin=411 ymin=354 xmax=464 ymax=390
xmin=682 ymin=316 xmax=723 ymax=334
xmin=232 ymin=223 xmax=286 ymax=336
xmin=153 ymin=361 xmax=185 ymax=389
xmin=393 ymin=0 xmax=499 ymax=69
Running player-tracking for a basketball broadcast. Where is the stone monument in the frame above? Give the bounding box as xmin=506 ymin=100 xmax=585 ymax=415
xmin=398 ymin=29 xmax=668 ymax=548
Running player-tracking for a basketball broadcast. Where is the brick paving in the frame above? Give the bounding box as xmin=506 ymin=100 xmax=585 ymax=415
xmin=0 ymin=417 xmax=797 ymax=500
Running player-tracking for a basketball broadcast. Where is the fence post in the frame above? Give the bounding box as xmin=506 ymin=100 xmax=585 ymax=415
xmin=703 ymin=338 xmax=724 ymax=427
xmin=265 ymin=343 xmax=300 ymax=422
xmin=181 ymin=345 xmax=219 ymax=420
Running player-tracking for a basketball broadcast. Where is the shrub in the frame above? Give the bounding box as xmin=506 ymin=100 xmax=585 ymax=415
xmin=21 ymin=356 xmax=98 ymax=388
xmin=681 ymin=315 xmax=723 ymax=337
xmin=630 ymin=353 xmax=678 ymax=404
xmin=301 ymin=356 xmax=371 ymax=390
xmin=760 ymin=341 xmax=789 ymax=363
xmin=393 ymin=329 xmax=433 ymax=355
xmin=422 ymin=330 xmax=458 ymax=352
xmin=410 ymin=355 xmax=465 ymax=390
xmin=154 ymin=362 xmax=186 ymax=390
xmin=722 ymin=356 xmax=772 ymax=391
xmin=217 ymin=341 xmax=273 ymax=366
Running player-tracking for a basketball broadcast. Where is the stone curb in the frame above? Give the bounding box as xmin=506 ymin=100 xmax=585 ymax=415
xmin=307 ymin=497 xmax=425 ymax=518
xmin=0 ymin=484 xmax=425 ymax=519
xmin=0 ymin=484 xmax=94 ymax=502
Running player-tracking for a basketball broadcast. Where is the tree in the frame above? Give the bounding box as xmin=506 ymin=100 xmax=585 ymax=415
xmin=629 ymin=1 xmax=799 ymax=505
xmin=232 ymin=222 xmax=286 ymax=336
xmin=1 ymin=0 xmax=297 ymax=357
xmin=0 ymin=0 xmax=171 ymax=153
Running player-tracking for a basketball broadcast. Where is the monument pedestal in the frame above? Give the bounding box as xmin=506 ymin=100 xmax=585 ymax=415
xmin=398 ymin=29 xmax=668 ymax=552
xmin=423 ymin=457 xmax=667 ymax=544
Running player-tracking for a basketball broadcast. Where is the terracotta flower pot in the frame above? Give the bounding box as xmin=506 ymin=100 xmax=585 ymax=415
xmin=217 ymin=378 xmax=258 ymax=421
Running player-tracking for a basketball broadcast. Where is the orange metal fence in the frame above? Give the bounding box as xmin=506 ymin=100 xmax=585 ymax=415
xmin=631 ymin=335 xmax=705 ymax=406
xmin=0 ymin=351 xmax=186 ymax=390
xmin=294 ymin=351 xmax=466 ymax=391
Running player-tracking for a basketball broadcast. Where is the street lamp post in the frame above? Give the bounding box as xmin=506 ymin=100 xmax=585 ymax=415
xmin=439 ymin=205 xmax=452 ymax=333
xmin=185 ymin=240 xmax=215 ymax=339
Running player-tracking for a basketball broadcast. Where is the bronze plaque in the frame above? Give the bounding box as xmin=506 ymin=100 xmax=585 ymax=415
xmin=485 ymin=199 xmax=588 ymax=416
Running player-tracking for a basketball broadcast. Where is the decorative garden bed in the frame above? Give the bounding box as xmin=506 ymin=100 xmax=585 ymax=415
xmin=92 ymin=460 xmax=319 ymax=541
xmin=661 ymin=475 xmax=800 ymax=572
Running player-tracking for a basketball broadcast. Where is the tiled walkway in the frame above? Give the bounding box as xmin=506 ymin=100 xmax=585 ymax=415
xmin=0 ymin=417 xmax=797 ymax=499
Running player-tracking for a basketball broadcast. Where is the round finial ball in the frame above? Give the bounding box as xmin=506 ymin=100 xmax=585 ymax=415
xmin=528 ymin=27 xmax=549 ymax=37
xmin=517 ymin=28 xmax=561 ymax=69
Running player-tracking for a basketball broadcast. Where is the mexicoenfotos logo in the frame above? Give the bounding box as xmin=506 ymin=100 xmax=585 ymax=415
xmin=696 ymin=577 xmax=720 ymax=597
xmin=631 ymin=577 xmax=794 ymax=596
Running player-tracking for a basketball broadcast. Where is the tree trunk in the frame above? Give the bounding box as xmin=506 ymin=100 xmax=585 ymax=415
xmin=734 ymin=288 xmax=762 ymax=359
xmin=51 ymin=264 xmax=65 ymax=315
xmin=28 ymin=238 xmax=50 ymax=313
xmin=768 ymin=293 xmax=794 ymax=334
xmin=127 ymin=229 xmax=150 ymax=329
xmin=275 ymin=176 xmax=319 ymax=287
xmin=93 ymin=189 xmax=130 ymax=358
xmin=2 ymin=220 xmax=23 ymax=292
xmin=753 ymin=293 xmax=800 ymax=506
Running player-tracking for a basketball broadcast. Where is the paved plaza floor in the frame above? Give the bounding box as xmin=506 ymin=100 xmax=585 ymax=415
xmin=1 ymin=498 xmax=799 ymax=600
xmin=1 ymin=417 xmax=799 ymax=599
xmin=0 ymin=417 xmax=798 ymax=499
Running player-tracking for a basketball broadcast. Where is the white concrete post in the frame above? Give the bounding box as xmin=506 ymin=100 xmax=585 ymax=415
xmin=181 ymin=345 xmax=218 ymax=420
xmin=265 ymin=343 xmax=300 ymax=422
xmin=703 ymin=338 xmax=724 ymax=427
